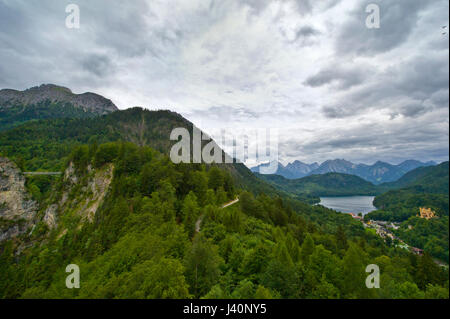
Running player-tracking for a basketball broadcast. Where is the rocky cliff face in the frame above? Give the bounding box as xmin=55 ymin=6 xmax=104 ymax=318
xmin=0 ymin=84 xmax=118 ymax=114
xmin=43 ymin=162 xmax=114 ymax=234
xmin=0 ymin=156 xmax=114 ymax=244
xmin=0 ymin=157 xmax=37 ymax=241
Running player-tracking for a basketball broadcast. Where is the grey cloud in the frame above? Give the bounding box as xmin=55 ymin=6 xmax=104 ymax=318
xmin=321 ymin=54 xmax=449 ymax=119
xmin=241 ymin=0 xmax=271 ymax=15
xmin=281 ymin=119 xmax=449 ymax=164
xmin=187 ymin=105 xmax=262 ymax=123
xmin=83 ymin=1 xmax=163 ymax=58
xmin=80 ymin=54 xmax=115 ymax=78
xmin=304 ymin=65 xmax=369 ymax=90
xmin=430 ymin=89 xmax=449 ymax=107
xmin=336 ymin=0 xmax=433 ymax=56
xmin=294 ymin=0 xmax=341 ymax=15
xmin=395 ymin=103 xmax=428 ymax=118
xmin=321 ymin=106 xmax=353 ymax=119
xmin=294 ymin=0 xmax=312 ymax=15
xmin=295 ymin=26 xmax=321 ymax=41
xmin=395 ymin=56 xmax=449 ymax=100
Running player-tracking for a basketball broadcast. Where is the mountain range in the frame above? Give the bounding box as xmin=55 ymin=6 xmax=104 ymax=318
xmin=251 ymin=158 xmax=437 ymax=184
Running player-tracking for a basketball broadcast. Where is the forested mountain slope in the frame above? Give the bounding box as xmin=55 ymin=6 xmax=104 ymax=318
xmin=378 ymin=161 xmax=449 ymax=194
xmin=0 ymin=107 xmax=278 ymax=197
xmin=372 ymin=162 xmax=449 ymax=216
xmin=1 ymin=141 xmax=447 ymax=299
xmin=366 ymin=162 xmax=449 ymax=262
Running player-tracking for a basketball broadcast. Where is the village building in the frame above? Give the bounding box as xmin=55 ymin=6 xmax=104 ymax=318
xmin=418 ymin=207 xmax=436 ymax=219
xmin=410 ymin=247 xmax=424 ymax=256
xmin=347 ymin=212 xmax=363 ymax=220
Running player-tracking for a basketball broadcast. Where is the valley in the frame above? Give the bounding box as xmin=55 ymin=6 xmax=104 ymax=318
xmin=256 ymin=161 xmax=449 ymax=263
xmin=0 ymin=84 xmax=448 ymax=300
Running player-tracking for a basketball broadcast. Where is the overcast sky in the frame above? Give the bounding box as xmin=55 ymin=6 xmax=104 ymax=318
xmin=0 ymin=0 xmax=448 ymax=166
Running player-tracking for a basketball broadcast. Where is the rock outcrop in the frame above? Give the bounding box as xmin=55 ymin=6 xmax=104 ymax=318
xmin=43 ymin=162 xmax=114 ymax=231
xmin=0 ymin=157 xmax=37 ymax=241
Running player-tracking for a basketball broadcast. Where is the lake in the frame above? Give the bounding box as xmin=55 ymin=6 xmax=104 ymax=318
xmin=319 ymin=196 xmax=376 ymax=216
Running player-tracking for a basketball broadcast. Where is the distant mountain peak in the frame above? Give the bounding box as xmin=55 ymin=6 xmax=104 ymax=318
xmin=26 ymin=84 xmax=73 ymax=93
xmin=373 ymin=160 xmax=392 ymax=166
xmin=251 ymin=160 xmax=318 ymax=179
xmin=0 ymin=83 xmax=118 ymax=114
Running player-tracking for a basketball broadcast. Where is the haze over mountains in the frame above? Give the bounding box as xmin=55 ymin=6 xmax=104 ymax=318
xmin=251 ymin=159 xmax=437 ymax=184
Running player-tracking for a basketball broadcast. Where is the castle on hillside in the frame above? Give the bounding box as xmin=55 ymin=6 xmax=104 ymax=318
xmin=418 ymin=207 xmax=436 ymax=220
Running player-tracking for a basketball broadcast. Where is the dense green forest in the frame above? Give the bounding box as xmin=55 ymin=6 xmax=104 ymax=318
xmin=0 ymin=106 xmax=448 ymax=299
xmin=366 ymin=162 xmax=449 ymax=262
xmin=396 ymin=216 xmax=449 ymax=263
xmin=367 ymin=162 xmax=449 ymax=222
xmin=0 ymin=101 xmax=100 ymax=132
xmin=1 ymin=141 xmax=448 ymax=299
xmin=371 ymin=162 xmax=449 ymax=219
xmin=0 ymin=107 xmax=190 ymax=171
xmin=378 ymin=162 xmax=450 ymax=193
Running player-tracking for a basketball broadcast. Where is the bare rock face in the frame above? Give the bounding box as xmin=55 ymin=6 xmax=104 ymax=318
xmin=43 ymin=162 xmax=114 ymax=232
xmin=0 ymin=84 xmax=118 ymax=115
xmin=0 ymin=157 xmax=37 ymax=241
